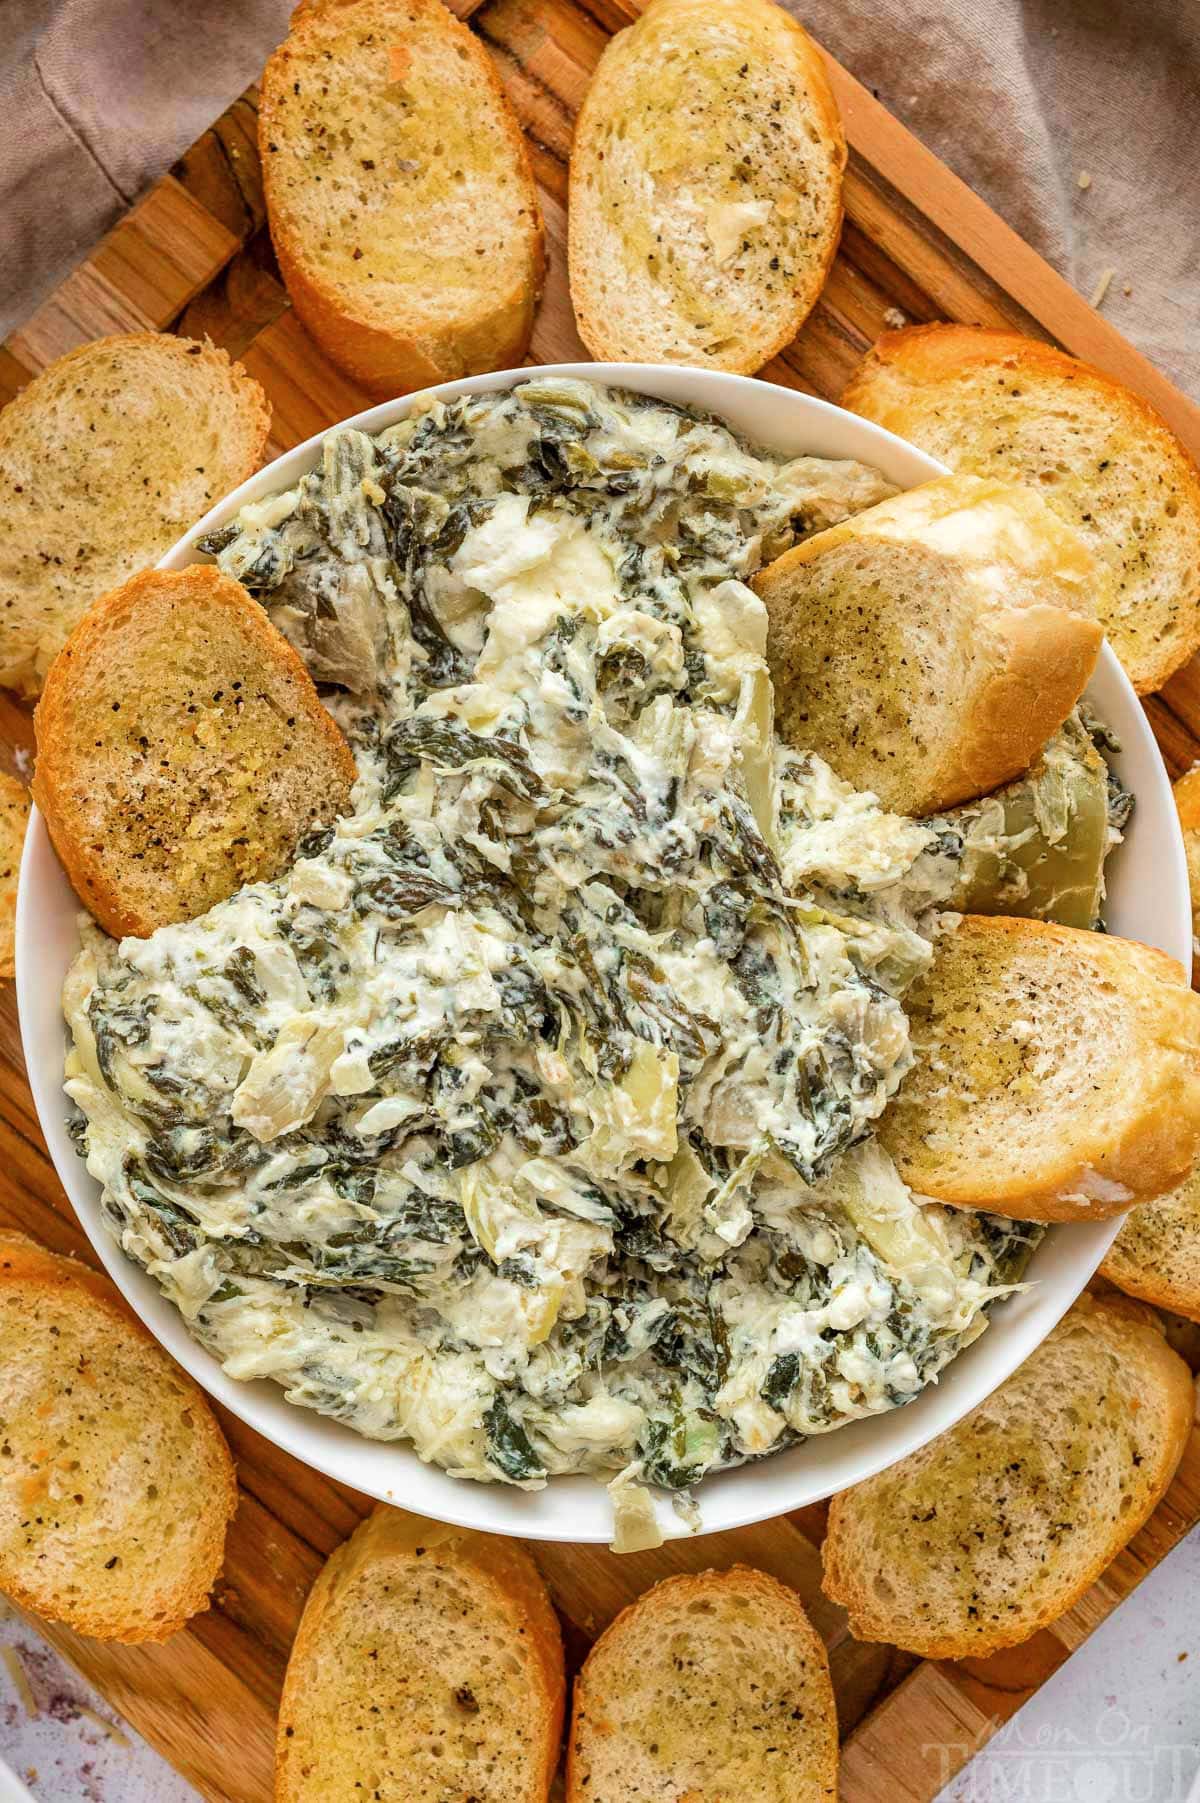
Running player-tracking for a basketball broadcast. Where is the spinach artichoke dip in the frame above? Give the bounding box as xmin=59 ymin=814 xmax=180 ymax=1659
xmin=61 ymin=378 xmax=1129 ymax=1538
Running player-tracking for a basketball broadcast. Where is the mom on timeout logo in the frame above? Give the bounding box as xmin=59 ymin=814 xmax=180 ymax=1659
xmin=926 ymin=1705 xmax=1200 ymax=1802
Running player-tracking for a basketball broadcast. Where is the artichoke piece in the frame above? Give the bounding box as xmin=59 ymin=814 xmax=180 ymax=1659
xmin=734 ymin=666 xmax=777 ymax=850
xmin=816 ymin=1141 xmax=958 ymax=1287
xmin=945 ymin=713 xmax=1117 ymax=930
xmin=585 ymin=1041 xmax=680 ymax=1168
xmin=461 ymin=1163 xmax=543 ymax=1262
xmin=230 ymin=1018 xmax=345 ymax=1143
xmin=608 ymin=1470 xmax=666 ymax=1554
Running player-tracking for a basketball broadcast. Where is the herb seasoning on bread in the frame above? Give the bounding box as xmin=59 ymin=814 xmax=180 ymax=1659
xmin=260 ymin=0 xmax=545 ymax=395
xmin=0 ymin=773 xmax=29 ymax=978
xmin=569 ymin=0 xmax=845 ymax=372
xmin=0 ymin=335 xmax=268 ymax=697
xmin=33 ymin=565 xmax=356 ymax=937
xmin=822 ymin=1294 xmax=1193 ymax=1656
xmin=568 ymin=1566 xmax=837 ymax=1801
xmin=0 ymin=1232 xmax=236 ymax=1642
xmin=276 ymin=1506 xmax=564 ymax=1802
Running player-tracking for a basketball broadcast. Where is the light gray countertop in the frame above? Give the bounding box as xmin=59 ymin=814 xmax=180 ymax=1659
xmin=0 ymin=1607 xmax=196 ymax=1803
xmin=935 ymin=1523 xmax=1200 ymax=1803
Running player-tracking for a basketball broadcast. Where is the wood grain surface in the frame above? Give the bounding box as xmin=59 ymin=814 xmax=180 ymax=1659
xmin=3 ymin=3 xmax=1200 ymax=1798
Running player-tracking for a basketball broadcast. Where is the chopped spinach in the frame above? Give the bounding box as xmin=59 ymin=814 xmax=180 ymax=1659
xmin=761 ymin=1352 xmax=801 ymax=1413
xmin=484 ymin=1393 xmax=546 ymax=1482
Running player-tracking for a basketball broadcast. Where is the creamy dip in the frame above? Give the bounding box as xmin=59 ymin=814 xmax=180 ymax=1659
xmin=62 ymin=379 xmax=1120 ymax=1523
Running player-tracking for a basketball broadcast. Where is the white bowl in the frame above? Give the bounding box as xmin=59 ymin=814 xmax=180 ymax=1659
xmin=17 ymin=363 xmax=1191 ymax=1544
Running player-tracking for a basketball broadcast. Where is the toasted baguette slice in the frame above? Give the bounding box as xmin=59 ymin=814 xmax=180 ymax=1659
xmin=842 ymin=325 xmax=1200 ymax=693
xmin=823 ymin=1294 xmax=1192 ymax=1658
xmin=0 ymin=1231 xmax=236 ymax=1642
xmin=568 ymin=0 xmax=845 ymax=373
xmin=260 ymin=0 xmax=545 ymax=397
xmin=276 ymin=1505 xmax=564 ymax=1803
xmin=0 ymin=334 xmax=269 ymax=697
xmin=33 ymin=566 xmax=355 ymax=938
xmin=567 ymin=1566 xmax=837 ymax=1802
xmin=1102 ymin=1163 xmax=1200 ymax=1320
xmin=753 ymin=473 xmax=1104 ymax=816
xmin=0 ymin=773 xmax=29 ymax=978
xmin=878 ymin=915 xmax=1200 ymax=1221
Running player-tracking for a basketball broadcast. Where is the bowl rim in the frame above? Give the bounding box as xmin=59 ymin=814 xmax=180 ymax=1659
xmin=17 ymin=360 xmax=1192 ymax=1544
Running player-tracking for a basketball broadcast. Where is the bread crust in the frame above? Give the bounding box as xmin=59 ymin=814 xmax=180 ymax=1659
xmin=33 ymin=565 xmax=356 ymax=938
xmin=0 ymin=1230 xmax=237 ymax=1642
xmin=1173 ymin=768 xmax=1200 ymax=980
xmin=1102 ymin=1239 xmax=1200 ymax=1321
xmin=568 ymin=0 xmax=845 ymax=373
xmin=1175 ymin=765 xmax=1200 ymax=835
xmin=881 ymin=916 xmax=1200 ymax=1221
xmin=261 ymin=0 xmax=545 ymax=397
xmin=272 ymin=237 xmax=542 ymax=397
xmin=947 ymin=603 xmax=1103 ymax=808
xmin=842 ymin=324 xmax=1200 ymax=694
xmin=0 ymin=771 xmax=29 ymax=979
xmin=567 ymin=1565 xmax=838 ymax=1802
xmin=821 ymin=1295 xmax=1193 ymax=1658
xmin=276 ymin=1504 xmax=564 ymax=1802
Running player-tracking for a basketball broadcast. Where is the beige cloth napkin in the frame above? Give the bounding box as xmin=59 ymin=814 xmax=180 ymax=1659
xmin=3 ymin=0 xmax=1197 ymax=399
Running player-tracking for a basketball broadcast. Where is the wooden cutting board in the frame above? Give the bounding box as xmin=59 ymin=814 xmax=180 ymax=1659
xmin=3 ymin=2 xmax=1200 ymax=1797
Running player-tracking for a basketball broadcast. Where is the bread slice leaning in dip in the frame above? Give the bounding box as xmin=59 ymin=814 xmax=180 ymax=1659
xmin=33 ymin=565 xmax=355 ymax=937
xmin=754 ymin=472 xmax=1105 ymax=817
